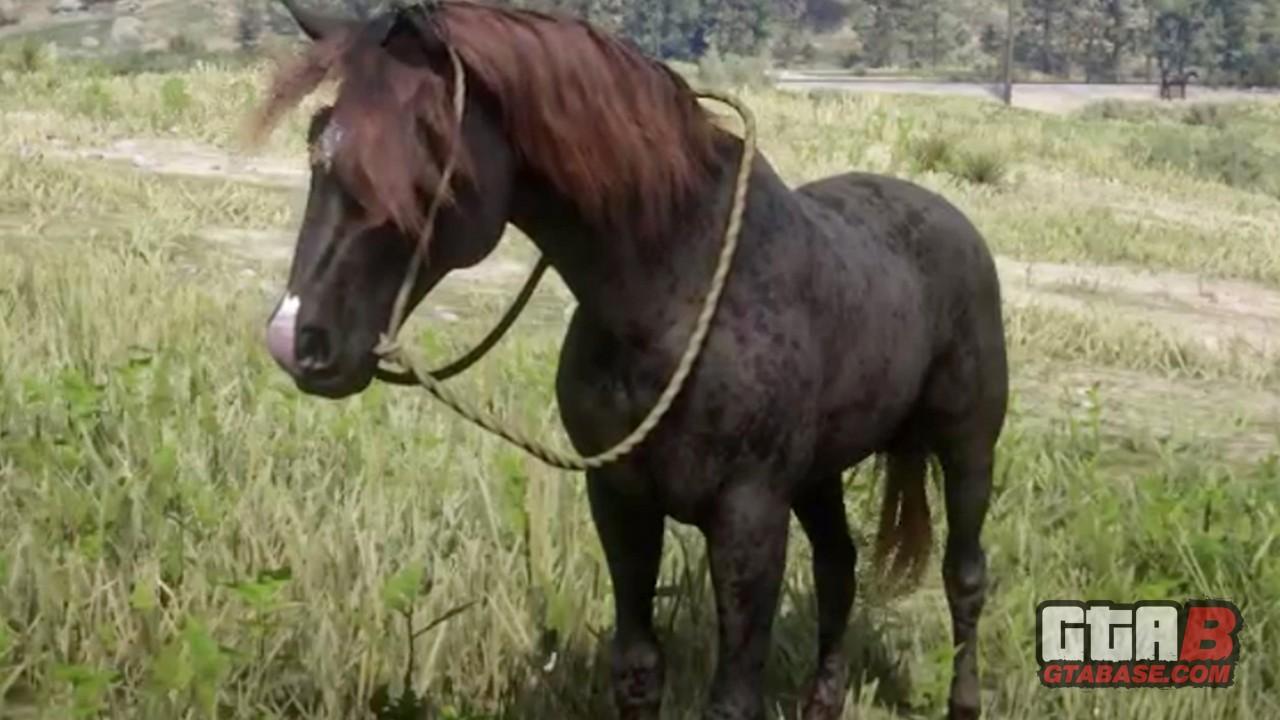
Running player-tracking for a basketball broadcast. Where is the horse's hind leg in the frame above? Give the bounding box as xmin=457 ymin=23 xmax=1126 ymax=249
xmin=919 ymin=266 xmax=1006 ymax=718
xmin=588 ymin=472 xmax=666 ymax=720
xmin=794 ymin=474 xmax=857 ymax=720
xmin=934 ymin=426 xmax=998 ymax=720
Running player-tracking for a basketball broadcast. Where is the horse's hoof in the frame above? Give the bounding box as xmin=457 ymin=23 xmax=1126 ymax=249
xmin=800 ymin=675 xmax=847 ymax=720
xmin=947 ymin=699 xmax=980 ymax=720
xmin=801 ymin=699 xmax=844 ymax=720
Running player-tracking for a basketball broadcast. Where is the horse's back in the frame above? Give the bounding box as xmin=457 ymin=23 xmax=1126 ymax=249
xmin=799 ymin=171 xmax=992 ymax=268
xmin=797 ymin=171 xmax=1002 ymax=336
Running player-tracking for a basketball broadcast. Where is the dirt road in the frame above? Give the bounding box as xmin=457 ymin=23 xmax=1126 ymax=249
xmin=773 ymin=71 xmax=1280 ymax=114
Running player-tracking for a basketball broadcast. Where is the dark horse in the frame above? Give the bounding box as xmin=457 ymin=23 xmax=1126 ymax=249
xmin=255 ymin=2 xmax=1007 ymax=718
xmin=1159 ymin=69 xmax=1199 ymax=100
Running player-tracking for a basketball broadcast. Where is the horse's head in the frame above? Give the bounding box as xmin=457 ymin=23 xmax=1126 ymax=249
xmin=254 ymin=1 xmax=719 ymax=398
xmin=261 ymin=1 xmax=515 ymax=398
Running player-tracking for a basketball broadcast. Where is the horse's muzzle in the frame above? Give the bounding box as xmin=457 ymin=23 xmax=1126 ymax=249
xmin=266 ymin=294 xmax=301 ymax=375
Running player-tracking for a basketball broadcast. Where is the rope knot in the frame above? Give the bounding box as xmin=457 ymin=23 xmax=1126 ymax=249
xmin=374 ymin=333 xmax=405 ymax=362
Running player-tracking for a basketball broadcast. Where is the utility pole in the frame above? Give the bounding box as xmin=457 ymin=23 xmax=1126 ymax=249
xmin=1002 ymin=0 xmax=1015 ymax=105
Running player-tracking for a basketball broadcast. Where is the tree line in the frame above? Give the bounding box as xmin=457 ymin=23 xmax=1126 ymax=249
xmin=243 ymin=0 xmax=1280 ymax=85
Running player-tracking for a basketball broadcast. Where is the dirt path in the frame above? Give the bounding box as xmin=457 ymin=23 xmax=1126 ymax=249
xmin=1011 ymin=364 xmax=1279 ymax=462
xmin=996 ymin=257 xmax=1280 ymax=354
xmin=773 ymin=73 xmax=1280 ymax=114
xmin=41 ymin=138 xmax=307 ymax=189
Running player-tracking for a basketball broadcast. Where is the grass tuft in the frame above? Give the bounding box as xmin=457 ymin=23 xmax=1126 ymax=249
xmin=1132 ymin=128 xmax=1280 ymax=198
xmin=906 ymin=134 xmax=955 ymax=174
xmin=951 ymin=147 xmax=1009 ymax=186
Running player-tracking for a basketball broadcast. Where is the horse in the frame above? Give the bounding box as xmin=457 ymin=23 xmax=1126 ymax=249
xmin=254 ymin=2 xmax=1008 ymax=718
xmin=1159 ymin=69 xmax=1199 ymax=100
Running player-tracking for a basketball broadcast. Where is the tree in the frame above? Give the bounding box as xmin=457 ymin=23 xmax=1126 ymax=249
xmin=621 ymin=0 xmax=703 ymax=58
xmin=1248 ymin=0 xmax=1280 ymax=84
xmin=1019 ymin=0 xmax=1078 ymax=74
xmin=858 ymin=0 xmax=898 ymax=66
xmin=800 ymin=0 xmax=854 ymax=31
xmin=248 ymin=0 xmax=1280 ymax=85
xmin=704 ymin=0 xmax=775 ymax=55
xmin=1075 ymin=0 xmax=1143 ymax=80
xmin=1153 ymin=1 xmax=1208 ymax=84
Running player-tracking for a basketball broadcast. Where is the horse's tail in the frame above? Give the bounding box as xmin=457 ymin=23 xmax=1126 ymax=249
xmin=873 ymin=448 xmax=933 ymax=591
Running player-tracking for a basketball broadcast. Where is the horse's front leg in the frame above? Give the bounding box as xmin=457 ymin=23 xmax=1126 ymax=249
xmin=702 ymin=479 xmax=791 ymax=720
xmin=589 ymin=471 xmax=666 ymax=720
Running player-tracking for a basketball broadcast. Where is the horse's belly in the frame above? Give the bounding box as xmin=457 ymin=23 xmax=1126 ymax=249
xmin=813 ymin=384 xmax=923 ymax=470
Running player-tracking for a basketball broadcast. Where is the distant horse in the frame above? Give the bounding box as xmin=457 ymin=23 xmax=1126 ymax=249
xmin=1160 ymin=69 xmax=1199 ymax=100
xmin=254 ymin=2 xmax=1008 ymax=718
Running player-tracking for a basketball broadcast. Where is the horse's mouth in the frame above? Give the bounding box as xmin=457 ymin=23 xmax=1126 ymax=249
xmin=291 ymin=366 xmax=375 ymax=399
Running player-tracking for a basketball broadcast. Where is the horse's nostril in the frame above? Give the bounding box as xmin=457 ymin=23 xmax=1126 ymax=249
xmin=296 ymin=326 xmax=335 ymax=373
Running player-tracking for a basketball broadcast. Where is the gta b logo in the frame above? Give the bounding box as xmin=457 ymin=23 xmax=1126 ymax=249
xmin=1036 ymin=600 xmax=1242 ymax=688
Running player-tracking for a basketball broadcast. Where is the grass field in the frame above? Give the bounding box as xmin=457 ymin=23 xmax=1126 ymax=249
xmin=0 ymin=48 xmax=1278 ymax=719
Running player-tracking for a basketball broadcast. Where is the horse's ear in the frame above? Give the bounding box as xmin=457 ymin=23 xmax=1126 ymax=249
xmin=376 ymin=4 xmax=449 ymax=66
xmin=279 ymin=0 xmax=353 ymax=41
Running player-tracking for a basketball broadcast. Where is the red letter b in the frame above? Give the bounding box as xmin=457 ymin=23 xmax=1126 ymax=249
xmin=1181 ymin=605 xmax=1239 ymax=661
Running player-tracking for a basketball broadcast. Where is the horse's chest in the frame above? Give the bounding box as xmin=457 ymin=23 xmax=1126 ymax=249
xmin=554 ymin=310 xmax=817 ymax=517
xmin=554 ymin=316 xmax=666 ymax=456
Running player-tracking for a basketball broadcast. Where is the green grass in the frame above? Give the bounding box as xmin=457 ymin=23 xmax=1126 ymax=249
xmin=1 ymin=54 xmax=1278 ymax=719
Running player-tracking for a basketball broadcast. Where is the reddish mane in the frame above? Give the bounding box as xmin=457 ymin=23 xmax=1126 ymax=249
xmin=250 ymin=1 xmax=720 ymax=238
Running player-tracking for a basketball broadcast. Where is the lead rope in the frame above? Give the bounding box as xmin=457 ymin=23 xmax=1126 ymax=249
xmin=373 ymin=254 xmax=550 ymax=385
xmin=373 ymin=45 xmax=757 ymax=472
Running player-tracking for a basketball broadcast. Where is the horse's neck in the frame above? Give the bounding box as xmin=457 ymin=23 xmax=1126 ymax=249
xmin=509 ymin=139 xmax=775 ymax=337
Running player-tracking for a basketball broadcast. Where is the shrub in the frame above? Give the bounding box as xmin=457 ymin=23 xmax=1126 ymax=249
xmin=94 ymin=48 xmax=254 ymax=77
xmin=840 ymin=50 xmax=864 ymax=70
xmin=104 ymin=50 xmax=184 ymax=76
xmin=771 ymin=29 xmax=809 ymax=66
xmin=75 ymin=81 xmax=117 ymax=119
xmin=1078 ymin=99 xmax=1167 ymax=124
xmin=1179 ymin=102 xmax=1256 ymax=130
xmin=1243 ymin=62 xmax=1280 ymax=88
xmin=1080 ymin=99 xmax=1257 ymax=132
xmin=167 ymin=33 xmax=205 ymax=57
xmin=797 ymin=42 xmax=818 ymax=65
xmin=952 ymin=148 xmax=1009 ymax=186
xmin=906 ymin=135 xmax=955 ymax=174
xmin=160 ymin=77 xmax=192 ymax=119
xmin=1132 ymin=128 xmax=1280 ymax=197
xmin=1198 ymin=134 xmax=1272 ymax=192
xmin=900 ymin=133 xmax=1009 ymax=186
xmin=696 ymin=46 xmax=726 ymax=86
xmin=1131 ymin=128 xmax=1198 ymax=171
xmin=11 ymin=39 xmax=50 ymax=74
xmin=696 ymin=48 xmax=770 ymax=89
